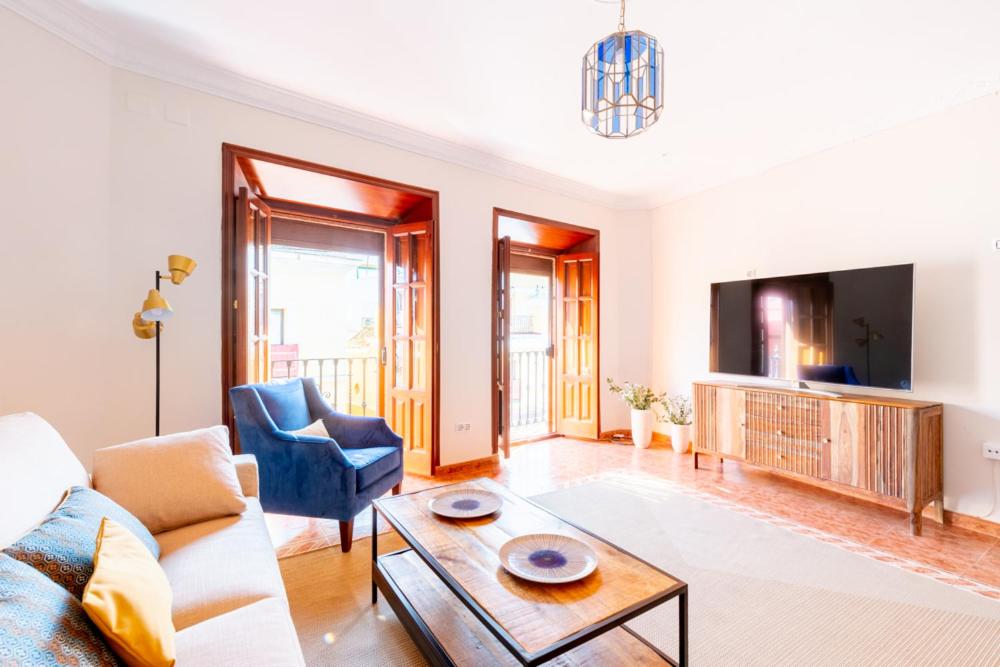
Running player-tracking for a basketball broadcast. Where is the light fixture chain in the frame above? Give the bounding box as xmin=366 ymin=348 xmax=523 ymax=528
xmin=618 ymin=0 xmax=626 ymax=32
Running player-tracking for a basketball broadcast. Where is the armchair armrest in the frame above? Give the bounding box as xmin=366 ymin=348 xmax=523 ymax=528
xmin=233 ymin=454 xmax=259 ymax=498
xmin=320 ymin=412 xmax=404 ymax=450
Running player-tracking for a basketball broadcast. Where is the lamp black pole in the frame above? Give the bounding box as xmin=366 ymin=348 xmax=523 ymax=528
xmin=155 ymin=270 xmax=162 ymax=436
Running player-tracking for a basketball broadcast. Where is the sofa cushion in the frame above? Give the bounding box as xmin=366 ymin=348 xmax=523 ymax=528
xmin=4 ymin=486 xmax=159 ymax=599
xmin=0 ymin=553 xmax=120 ymax=666
xmin=255 ymin=381 xmax=312 ymax=431
xmin=82 ymin=519 xmax=175 ymax=667
xmin=174 ymin=598 xmax=303 ymax=666
xmin=0 ymin=413 xmax=90 ymax=548
xmin=93 ymin=426 xmax=246 ymax=534
xmin=344 ymin=447 xmax=401 ymax=490
xmin=154 ymin=499 xmax=286 ymax=631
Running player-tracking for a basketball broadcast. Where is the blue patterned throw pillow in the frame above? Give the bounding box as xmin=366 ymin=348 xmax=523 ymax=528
xmin=3 ymin=486 xmax=160 ymax=599
xmin=0 ymin=553 xmax=120 ymax=666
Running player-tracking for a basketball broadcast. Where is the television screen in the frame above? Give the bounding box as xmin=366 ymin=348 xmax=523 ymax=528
xmin=710 ymin=264 xmax=913 ymax=390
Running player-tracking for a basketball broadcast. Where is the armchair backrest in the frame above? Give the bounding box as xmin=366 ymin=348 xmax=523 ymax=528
xmin=252 ymin=380 xmax=312 ymax=431
xmin=230 ymin=378 xmax=333 ymax=435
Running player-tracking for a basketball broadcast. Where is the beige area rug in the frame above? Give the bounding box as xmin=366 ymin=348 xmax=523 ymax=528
xmin=280 ymin=474 xmax=1000 ymax=666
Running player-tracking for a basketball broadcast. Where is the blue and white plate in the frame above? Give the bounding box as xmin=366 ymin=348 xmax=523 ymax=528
xmin=499 ymin=533 xmax=598 ymax=584
xmin=428 ymin=488 xmax=502 ymax=519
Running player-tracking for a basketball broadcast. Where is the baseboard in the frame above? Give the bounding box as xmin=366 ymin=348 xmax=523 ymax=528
xmin=433 ymin=454 xmax=500 ymax=476
xmin=944 ymin=509 xmax=1000 ymax=538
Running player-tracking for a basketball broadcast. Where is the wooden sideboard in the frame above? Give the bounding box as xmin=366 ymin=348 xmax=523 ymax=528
xmin=693 ymin=381 xmax=943 ymax=536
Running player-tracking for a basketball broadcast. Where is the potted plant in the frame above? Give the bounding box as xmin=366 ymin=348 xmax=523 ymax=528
xmin=607 ymin=378 xmax=664 ymax=449
xmin=660 ymin=395 xmax=693 ymax=453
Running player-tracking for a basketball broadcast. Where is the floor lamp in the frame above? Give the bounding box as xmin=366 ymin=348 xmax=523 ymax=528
xmin=132 ymin=254 xmax=197 ymax=435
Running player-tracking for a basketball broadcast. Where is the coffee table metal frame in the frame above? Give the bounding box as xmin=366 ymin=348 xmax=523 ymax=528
xmin=371 ymin=480 xmax=689 ymax=666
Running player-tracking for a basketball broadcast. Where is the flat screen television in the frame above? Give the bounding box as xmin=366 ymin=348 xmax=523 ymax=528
xmin=710 ymin=264 xmax=914 ymax=391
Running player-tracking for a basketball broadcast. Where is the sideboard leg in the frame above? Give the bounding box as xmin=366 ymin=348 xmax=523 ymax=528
xmin=933 ymin=499 xmax=945 ymax=524
xmin=693 ymin=451 xmax=700 ymax=469
xmin=909 ymin=510 xmax=922 ymax=537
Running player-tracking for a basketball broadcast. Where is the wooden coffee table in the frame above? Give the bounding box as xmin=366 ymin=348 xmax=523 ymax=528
xmin=372 ymin=478 xmax=688 ymax=666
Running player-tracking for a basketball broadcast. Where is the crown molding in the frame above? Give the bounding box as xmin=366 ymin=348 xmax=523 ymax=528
xmin=2 ymin=0 xmax=649 ymax=210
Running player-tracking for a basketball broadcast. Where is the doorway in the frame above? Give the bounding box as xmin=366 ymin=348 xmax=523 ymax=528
xmin=492 ymin=208 xmax=600 ymax=458
xmin=221 ymin=145 xmax=440 ymax=475
xmin=508 ymin=254 xmax=554 ymax=441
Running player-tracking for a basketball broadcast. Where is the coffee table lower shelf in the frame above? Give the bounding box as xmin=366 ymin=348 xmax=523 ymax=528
xmin=374 ymin=548 xmax=675 ymax=666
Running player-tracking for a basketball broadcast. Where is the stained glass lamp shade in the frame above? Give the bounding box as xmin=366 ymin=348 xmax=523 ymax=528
xmin=581 ymin=30 xmax=664 ymax=138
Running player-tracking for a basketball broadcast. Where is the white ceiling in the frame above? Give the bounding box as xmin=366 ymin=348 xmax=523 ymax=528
xmin=12 ymin=0 xmax=1000 ymax=208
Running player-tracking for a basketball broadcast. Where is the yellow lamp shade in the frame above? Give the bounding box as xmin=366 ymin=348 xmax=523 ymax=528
xmin=132 ymin=313 xmax=162 ymax=339
xmin=167 ymin=255 xmax=197 ymax=285
xmin=141 ymin=290 xmax=173 ymax=322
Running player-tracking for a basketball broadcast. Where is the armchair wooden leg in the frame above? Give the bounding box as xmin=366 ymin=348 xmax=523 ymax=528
xmin=339 ymin=519 xmax=354 ymax=553
xmin=392 ymin=482 xmax=402 ymax=496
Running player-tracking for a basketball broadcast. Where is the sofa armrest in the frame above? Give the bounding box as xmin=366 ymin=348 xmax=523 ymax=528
xmin=233 ymin=454 xmax=259 ymax=498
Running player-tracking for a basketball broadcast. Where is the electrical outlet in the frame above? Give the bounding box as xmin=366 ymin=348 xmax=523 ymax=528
xmin=993 ymin=239 xmax=1000 ymax=252
xmin=455 ymin=423 xmax=472 ymax=432
xmin=984 ymin=442 xmax=1000 ymax=460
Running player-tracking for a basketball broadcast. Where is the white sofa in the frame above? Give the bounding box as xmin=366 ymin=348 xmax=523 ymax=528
xmin=0 ymin=413 xmax=305 ymax=666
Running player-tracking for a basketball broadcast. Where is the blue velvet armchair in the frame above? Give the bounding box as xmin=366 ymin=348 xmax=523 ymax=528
xmin=229 ymin=377 xmax=404 ymax=551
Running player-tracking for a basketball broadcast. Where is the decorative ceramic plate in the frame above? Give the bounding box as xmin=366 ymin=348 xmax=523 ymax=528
xmin=428 ymin=488 xmax=503 ymax=519
xmin=498 ymin=533 xmax=598 ymax=584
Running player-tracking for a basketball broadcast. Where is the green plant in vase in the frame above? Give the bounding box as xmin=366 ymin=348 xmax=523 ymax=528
xmin=660 ymin=395 xmax=693 ymax=454
xmin=607 ymin=378 xmax=665 ymax=449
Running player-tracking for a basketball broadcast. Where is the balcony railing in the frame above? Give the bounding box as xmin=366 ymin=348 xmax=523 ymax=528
xmin=271 ymin=356 xmax=378 ymax=416
xmin=509 ymin=348 xmax=550 ymax=438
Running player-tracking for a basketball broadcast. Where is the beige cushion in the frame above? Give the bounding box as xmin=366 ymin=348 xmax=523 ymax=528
xmin=155 ymin=499 xmax=286 ymax=631
xmin=287 ymin=418 xmax=329 ymax=438
xmin=0 ymin=412 xmax=90 ymax=547
xmin=174 ymin=598 xmax=303 ymax=666
xmin=93 ymin=426 xmax=246 ymax=534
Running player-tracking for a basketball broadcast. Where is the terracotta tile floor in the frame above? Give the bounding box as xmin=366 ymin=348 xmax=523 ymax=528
xmin=266 ymin=438 xmax=1000 ymax=589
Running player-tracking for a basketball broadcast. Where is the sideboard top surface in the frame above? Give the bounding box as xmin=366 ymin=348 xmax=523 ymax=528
xmin=694 ymin=381 xmax=942 ymax=410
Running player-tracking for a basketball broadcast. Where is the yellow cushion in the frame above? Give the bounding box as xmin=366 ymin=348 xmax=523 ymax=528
xmin=82 ymin=517 xmax=176 ymax=667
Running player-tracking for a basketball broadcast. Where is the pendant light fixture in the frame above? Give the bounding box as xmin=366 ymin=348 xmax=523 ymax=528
xmin=581 ymin=0 xmax=664 ymax=138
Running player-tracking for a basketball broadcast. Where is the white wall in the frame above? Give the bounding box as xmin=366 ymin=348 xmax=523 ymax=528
xmin=650 ymin=93 xmax=1000 ymax=523
xmin=0 ymin=8 xmax=652 ymax=468
xmin=0 ymin=12 xmax=114 ymax=465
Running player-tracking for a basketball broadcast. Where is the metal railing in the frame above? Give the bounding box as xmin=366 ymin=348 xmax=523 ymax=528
xmin=271 ymin=356 xmax=379 ymax=416
xmin=509 ymin=349 xmax=550 ymax=432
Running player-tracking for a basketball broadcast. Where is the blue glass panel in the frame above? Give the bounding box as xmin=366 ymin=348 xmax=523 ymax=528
xmin=650 ymin=39 xmax=657 ymax=98
xmin=636 ymin=106 xmax=644 ymax=129
xmin=624 ymin=34 xmax=632 ymax=94
xmin=612 ymin=108 xmax=620 ymax=134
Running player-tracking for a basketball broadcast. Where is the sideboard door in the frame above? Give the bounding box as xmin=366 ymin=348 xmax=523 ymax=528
xmin=715 ymin=387 xmax=746 ymax=459
xmin=823 ymin=401 xmax=869 ymax=489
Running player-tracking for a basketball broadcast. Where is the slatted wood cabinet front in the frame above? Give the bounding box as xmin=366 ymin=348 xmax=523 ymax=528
xmin=693 ymin=382 xmax=943 ymax=536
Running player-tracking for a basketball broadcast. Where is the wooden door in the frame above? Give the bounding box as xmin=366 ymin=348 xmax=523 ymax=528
xmin=494 ymin=237 xmax=511 ymax=458
xmin=386 ymin=221 xmax=434 ymax=475
xmin=233 ymin=189 xmax=271 ymax=387
xmin=555 ymin=252 xmax=599 ymax=439
xmin=715 ymin=387 xmax=746 ymax=458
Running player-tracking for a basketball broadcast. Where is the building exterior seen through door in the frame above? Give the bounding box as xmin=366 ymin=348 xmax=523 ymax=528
xmin=268 ymin=224 xmax=383 ymax=417
xmin=508 ymin=254 xmax=554 ymax=441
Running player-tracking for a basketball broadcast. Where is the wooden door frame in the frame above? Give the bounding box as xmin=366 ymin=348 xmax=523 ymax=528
xmin=490 ymin=208 xmax=601 ymax=453
xmin=222 ymin=143 xmax=441 ymax=472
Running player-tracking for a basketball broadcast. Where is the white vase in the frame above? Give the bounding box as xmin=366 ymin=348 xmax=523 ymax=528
xmin=669 ymin=423 xmax=692 ymax=453
xmin=630 ymin=409 xmax=654 ymax=449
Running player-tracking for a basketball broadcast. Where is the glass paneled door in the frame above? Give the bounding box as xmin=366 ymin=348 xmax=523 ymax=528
xmin=386 ymin=222 xmax=434 ymax=475
xmin=556 ymin=252 xmax=599 ymax=439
